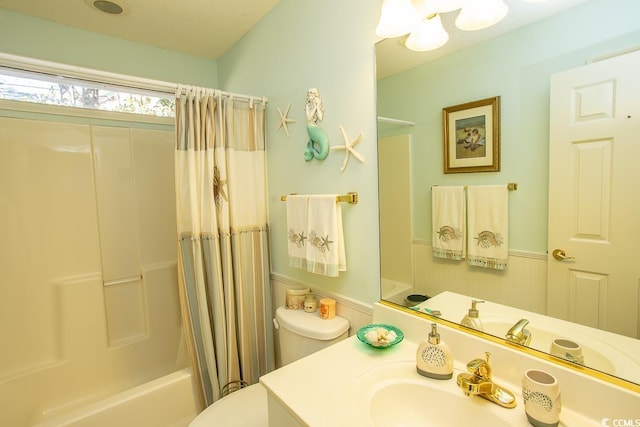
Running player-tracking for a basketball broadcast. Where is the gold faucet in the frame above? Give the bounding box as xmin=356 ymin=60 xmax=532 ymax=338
xmin=505 ymin=319 xmax=532 ymax=346
xmin=456 ymin=352 xmax=517 ymax=408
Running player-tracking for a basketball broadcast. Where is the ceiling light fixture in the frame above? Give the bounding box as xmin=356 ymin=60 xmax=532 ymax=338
xmin=377 ymin=0 xmax=547 ymax=53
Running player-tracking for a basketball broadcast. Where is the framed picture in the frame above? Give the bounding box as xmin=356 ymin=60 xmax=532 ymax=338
xmin=442 ymin=96 xmax=500 ymax=174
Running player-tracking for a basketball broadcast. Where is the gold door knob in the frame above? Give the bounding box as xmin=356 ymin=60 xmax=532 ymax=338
xmin=552 ymin=249 xmax=575 ymax=261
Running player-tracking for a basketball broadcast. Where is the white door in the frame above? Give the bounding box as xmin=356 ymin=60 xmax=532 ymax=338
xmin=548 ymin=49 xmax=640 ymax=339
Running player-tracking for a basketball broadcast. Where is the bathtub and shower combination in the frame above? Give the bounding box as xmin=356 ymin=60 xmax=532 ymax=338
xmin=0 ymin=116 xmax=198 ymax=426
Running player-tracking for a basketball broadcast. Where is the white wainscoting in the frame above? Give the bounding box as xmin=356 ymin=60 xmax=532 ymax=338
xmin=269 ymin=274 xmax=374 ymax=335
xmin=412 ymin=240 xmax=548 ymax=315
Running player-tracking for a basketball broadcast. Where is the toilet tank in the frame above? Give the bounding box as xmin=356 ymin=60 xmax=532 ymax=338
xmin=275 ymin=306 xmax=350 ymax=366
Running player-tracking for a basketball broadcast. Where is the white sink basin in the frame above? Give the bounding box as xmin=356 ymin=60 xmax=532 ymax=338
xmin=351 ymin=360 xmax=520 ymax=427
xmin=369 ymin=381 xmax=513 ymax=427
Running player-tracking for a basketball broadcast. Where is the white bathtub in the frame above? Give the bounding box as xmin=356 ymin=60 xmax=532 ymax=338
xmin=31 ymin=368 xmax=198 ymax=427
xmin=380 ymin=278 xmax=414 ymax=306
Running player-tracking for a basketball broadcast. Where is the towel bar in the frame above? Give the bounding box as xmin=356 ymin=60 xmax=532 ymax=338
xmin=431 ymin=183 xmax=518 ymax=191
xmin=280 ymin=192 xmax=358 ymax=204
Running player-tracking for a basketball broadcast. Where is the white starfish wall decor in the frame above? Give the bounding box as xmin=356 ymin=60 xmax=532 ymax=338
xmin=277 ymin=102 xmax=295 ymax=136
xmin=331 ymin=125 xmax=365 ymax=171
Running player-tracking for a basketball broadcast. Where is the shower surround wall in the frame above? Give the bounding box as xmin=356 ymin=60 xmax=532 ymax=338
xmin=0 ymin=117 xmax=184 ymax=426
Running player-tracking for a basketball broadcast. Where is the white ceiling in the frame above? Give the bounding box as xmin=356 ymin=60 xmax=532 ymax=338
xmin=0 ymin=0 xmax=280 ymax=59
xmin=0 ymin=0 xmax=588 ymax=78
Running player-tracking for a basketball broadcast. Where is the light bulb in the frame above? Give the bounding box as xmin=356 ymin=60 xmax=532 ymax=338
xmin=376 ymin=0 xmax=420 ymax=38
xmin=405 ymin=14 xmax=450 ymax=52
xmin=455 ymin=0 xmax=509 ymax=31
xmin=412 ymin=0 xmax=463 ymax=16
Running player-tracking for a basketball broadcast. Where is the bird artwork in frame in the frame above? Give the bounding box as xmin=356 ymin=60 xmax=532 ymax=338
xmin=443 ymin=96 xmax=500 ymax=174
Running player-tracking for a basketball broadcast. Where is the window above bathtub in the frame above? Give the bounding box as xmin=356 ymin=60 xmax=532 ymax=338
xmin=0 ymin=66 xmax=175 ymax=118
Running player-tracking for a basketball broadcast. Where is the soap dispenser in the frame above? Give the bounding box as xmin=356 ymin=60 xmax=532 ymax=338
xmin=416 ymin=323 xmax=453 ymax=380
xmin=460 ymin=300 xmax=485 ymax=331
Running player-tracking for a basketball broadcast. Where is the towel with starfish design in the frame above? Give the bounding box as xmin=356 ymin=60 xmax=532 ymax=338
xmin=286 ymin=195 xmax=309 ymax=270
xmin=306 ymin=194 xmax=346 ymax=276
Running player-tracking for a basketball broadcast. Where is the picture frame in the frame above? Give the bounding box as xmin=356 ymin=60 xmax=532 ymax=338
xmin=442 ymin=96 xmax=500 ymax=174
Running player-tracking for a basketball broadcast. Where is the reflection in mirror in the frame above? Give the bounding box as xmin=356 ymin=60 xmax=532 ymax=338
xmin=378 ymin=128 xmax=414 ymax=306
xmin=413 ymin=291 xmax=640 ymax=385
xmin=376 ymin=0 xmax=640 ymax=387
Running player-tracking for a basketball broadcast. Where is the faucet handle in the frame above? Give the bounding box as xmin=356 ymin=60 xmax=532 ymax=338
xmin=466 ymin=352 xmax=492 ymax=380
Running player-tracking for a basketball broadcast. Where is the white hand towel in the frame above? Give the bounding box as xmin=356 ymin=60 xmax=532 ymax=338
xmin=432 ymin=186 xmax=466 ymax=260
xmin=306 ymin=195 xmax=346 ymax=277
xmin=467 ymin=185 xmax=509 ymax=270
xmin=286 ymin=195 xmax=308 ymax=270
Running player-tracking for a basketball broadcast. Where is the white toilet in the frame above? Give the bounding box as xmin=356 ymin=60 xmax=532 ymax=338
xmin=189 ymin=305 xmax=350 ymax=426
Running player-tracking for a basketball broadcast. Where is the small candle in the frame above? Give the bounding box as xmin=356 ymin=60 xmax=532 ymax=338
xmin=319 ymin=298 xmax=336 ymax=320
xmin=285 ymin=287 xmax=309 ymax=310
xmin=304 ymin=293 xmax=317 ymax=313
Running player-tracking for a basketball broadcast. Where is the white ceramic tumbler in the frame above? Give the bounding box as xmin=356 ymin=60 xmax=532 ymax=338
xmin=522 ymin=369 xmax=561 ymax=427
xmin=550 ymin=338 xmax=584 ymax=365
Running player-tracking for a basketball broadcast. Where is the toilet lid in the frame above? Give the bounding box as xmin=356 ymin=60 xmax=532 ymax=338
xmin=276 ymin=306 xmax=349 ymax=340
xmin=188 ymin=383 xmax=267 ymax=427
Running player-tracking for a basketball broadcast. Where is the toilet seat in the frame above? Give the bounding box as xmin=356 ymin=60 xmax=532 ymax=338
xmin=188 ymin=383 xmax=268 ymax=427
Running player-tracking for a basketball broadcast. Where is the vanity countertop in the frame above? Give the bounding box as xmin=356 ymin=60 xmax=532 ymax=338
xmin=261 ymin=334 xmax=414 ymax=426
xmin=260 ymin=329 xmax=604 ymax=426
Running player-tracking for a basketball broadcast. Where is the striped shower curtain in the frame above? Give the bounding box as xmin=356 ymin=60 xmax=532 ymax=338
xmin=174 ymin=86 xmax=272 ymax=409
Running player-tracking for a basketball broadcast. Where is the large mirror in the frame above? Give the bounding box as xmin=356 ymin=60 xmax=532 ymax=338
xmin=376 ymin=0 xmax=640 ymax=387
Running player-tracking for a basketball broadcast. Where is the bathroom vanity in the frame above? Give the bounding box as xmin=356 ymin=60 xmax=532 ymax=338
xmin=260 ymin=302 xmax=640 ymax=426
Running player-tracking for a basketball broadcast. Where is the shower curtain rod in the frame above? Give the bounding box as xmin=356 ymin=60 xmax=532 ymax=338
xmin=175 ymin=84 xmax=267 ymax=106
xmin=0 ymin=52 xmax=267 ymax=104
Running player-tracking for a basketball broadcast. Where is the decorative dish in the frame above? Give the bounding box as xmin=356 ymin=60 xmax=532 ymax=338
xmin=356 ymin=324 xmax=404 ymax=349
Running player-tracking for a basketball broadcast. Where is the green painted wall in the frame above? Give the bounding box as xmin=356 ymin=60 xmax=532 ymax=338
xmin=0 ymin=9 xmax=218 ymax=87
xmin=218 ymin=0 xmax=381 ymax=304
xmin=8 ymin=0 xmax=634 ymax=305
xmin=377 ymin=0 xmax=640 ymax=254
xmin=0 ymin=1 xmax=383 ymax=305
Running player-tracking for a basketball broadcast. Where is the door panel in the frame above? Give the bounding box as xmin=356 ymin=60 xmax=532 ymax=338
xmin=548 ymin=50 xmax=640 ymax=339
